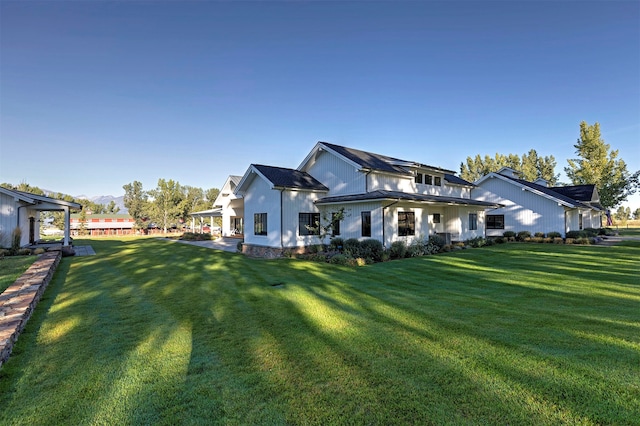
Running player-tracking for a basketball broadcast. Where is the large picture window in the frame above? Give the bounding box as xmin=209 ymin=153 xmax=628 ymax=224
xmin=299 ymin=213 xmax=320 ymax=236
xmin=398 ymin=211 xmax=415 ymax=236
xmin=361 ymin=211 xmax=371 ymax=237
xmin=254 ymin=213 xmax=267 ymax=235
xmin=469 ymin=213 xmax=478 ymax=231
xmin=486 ymin=215 xmax=504 ymax=230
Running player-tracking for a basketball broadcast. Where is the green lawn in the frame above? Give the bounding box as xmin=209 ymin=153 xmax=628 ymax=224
xmin=1 ymin=238 xmax=638 ymax=425
xmin=0 ymin=255 xmax=36 ymax=293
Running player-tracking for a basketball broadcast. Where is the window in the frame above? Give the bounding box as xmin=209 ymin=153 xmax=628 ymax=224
xmin=425 ymin=175 xmax=433 ymax=185
xmin=415 ymin=173 xmax=423 ymax=184
xmin=331 ymin=212 xmax=341 ymax=236
xmin=469 ymin=213 xmax=478 ymax=230
xmin=299 ymin=213 xmax=320 ymax=236
xmin=487 ymin=215 xmax=504 ymax=229
xmin=434 ymin=176 xmax=442 ymax=186
xmin=398 ymin=211 xmax=415 ymax=236
xmin=254 ymin=213 xmax=267 ymax=235
xmin=432 ymin=213 xmax=441 ymax=224
xmin=361 ymin=211 xmax=371 ymax=237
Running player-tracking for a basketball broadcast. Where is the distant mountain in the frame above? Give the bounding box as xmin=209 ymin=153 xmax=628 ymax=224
xmin=76 ymin=194 xmax=128 ymax=214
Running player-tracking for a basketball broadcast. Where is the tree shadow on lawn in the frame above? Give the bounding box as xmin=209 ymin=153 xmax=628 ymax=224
xmin=1 ymin=239 xmax=638 ymax=424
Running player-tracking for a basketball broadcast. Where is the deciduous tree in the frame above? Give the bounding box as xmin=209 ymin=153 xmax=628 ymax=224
xmin=123 ymin=181 xmax=149 ymax=232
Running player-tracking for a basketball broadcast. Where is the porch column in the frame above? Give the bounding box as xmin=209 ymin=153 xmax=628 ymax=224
xmin=63 ymin=206 xmax=71 ymax=246
xmin=210 ymin=215 xmax=214 ymax=234
xmin=191 ymin=216 xmax=195 ymax=232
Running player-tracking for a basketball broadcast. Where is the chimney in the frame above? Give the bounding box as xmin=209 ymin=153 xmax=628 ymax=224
xmin=534 ymin=178 xmax=548 ymax=187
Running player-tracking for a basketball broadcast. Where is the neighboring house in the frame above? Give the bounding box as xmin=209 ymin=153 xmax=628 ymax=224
xmin=190 ymin=175 xmax=244 ymax=237
xmin=70 ymin=214 xmax=135 ymax=236
xmin=0 ymin=187 xmax=81 ymax=248
xmin=234 ymin=142 xmax=500 ymax=257
xmin=471 ymin=167 xmax=603 ymax=237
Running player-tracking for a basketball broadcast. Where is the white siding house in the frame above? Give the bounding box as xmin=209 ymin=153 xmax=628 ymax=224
xmin=234 ymin=142 xmax=499 ymax=256
xmin=472 ymin=168 xmax=603 ymax=237
xmin=0 ymin=187 xmax=81 ymax=248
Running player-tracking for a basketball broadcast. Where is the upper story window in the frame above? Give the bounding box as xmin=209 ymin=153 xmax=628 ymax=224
xmin=425 ymin=175 xmax=433 ymax=185
xmin=415 ymin=173 xmax=423 ymax=184
xmin=434 ymin=176 xmax=442 ymax=186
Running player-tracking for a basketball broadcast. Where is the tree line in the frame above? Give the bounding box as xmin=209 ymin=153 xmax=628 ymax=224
xmin=459 ymin=121 xmax=639 ymax=209
xmin=123 ymin=179 xmax=220 ymax=233
xmin=0 ymin=180 xmax=220 ymax=232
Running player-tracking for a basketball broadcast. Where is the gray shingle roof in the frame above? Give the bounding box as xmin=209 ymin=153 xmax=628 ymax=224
xmin=320 ymin=142 xmax=456 ymax=175
xmin=499 ymin=175 xmax=599 ymax=210
xmin=550 ymin=185 xmax=596 ymax=202
xmin=316 ymin=190 xmax=500 ymax=207
xmin=444 ymin=174 xmax=474 ymax=186
xmin=253 ymin=164 xmax=328 ymax=191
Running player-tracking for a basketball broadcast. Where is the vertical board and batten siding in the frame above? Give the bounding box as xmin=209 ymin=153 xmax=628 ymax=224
xmin=0 ymin=192 xmax=32 ymax=247
xmin=242 ymin=176 xmax=282 ymax=248
xmin=281 ymin=190 xmax=325 ymax=248
xmin=369 ymin=173 xmax=413 ymax=193
xmin=437 ymin=184 xmax=469 ymax=198
xmin=457 ymin=207 xmax=485 ymax=241
xmin=472 ymin=178 xmax=565 ymax=237
xmin=306 ymin=150 xmax=365 ymax=196
xmin=320 ymin=201 xmax=384 ymax=242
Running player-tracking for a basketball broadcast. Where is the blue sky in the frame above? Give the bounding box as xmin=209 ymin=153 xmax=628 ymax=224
xmin=1 ymin=1 xmax=639 ymax=208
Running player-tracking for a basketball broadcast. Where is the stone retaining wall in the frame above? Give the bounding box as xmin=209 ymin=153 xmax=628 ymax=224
xmin=0 ymin=250 xmax=61 ymax=368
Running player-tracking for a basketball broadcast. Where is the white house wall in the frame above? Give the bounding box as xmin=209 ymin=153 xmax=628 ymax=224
xmin=281 ymin=190 xmax=325 ymax=248
xmin=473 ymin=178 xmax=565 ymax=236
xmin=0 ymin=192 xmax=19 ymax=247
xmin=369 ymin=173 xmax=413 ymax=192
xmin=242 ymin=176 xmax=282 ymax=248
xmin=305 ymin=150 xmax=366 ymax=196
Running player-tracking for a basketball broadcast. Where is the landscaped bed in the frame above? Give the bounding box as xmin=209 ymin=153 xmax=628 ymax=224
xmin=0 ymin=237 xmax=638 ymax=424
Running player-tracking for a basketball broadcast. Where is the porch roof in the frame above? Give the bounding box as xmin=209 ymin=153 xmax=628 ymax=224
xmin=315 ymin=190 xmax=501 ymax=208
xmin=190 ymin=208 xmax=223 ymax=218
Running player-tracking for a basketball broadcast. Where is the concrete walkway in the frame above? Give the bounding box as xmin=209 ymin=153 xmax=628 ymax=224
xmin=166 ymin=237 xmax=240 ymax=253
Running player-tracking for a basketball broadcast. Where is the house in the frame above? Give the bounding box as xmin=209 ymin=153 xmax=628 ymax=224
xmin=190 ymin=175 xmax=244 ymax=237
xmin=69 ymin=214 xmax=135 ymax=236
xmin=471 ymin=167 xmax=603 ymax=237
xmin=234 ymin=142 xmax=500 ymax=257
xmin=0 ymin=187 xmax=81 ymax=248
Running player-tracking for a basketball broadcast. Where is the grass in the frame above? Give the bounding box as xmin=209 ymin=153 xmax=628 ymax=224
xmin=0 ymin=256 xmax=37 ymax=293
xmin=0 ymin=237 xmax=638 ymax=425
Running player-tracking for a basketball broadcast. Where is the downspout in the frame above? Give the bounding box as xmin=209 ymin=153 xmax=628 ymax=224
xmin=381 ymin=200 xmax=399 ymax=247
xmin=280 ymin=189 xmax=284 ymax=250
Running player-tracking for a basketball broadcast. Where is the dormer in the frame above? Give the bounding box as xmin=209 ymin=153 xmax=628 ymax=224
xmin=497 ymin=167 xmax=521 ymax=179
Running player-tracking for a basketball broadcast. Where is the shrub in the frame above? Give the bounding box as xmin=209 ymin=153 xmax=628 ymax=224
xmin=360 ymin=239 xmax=384 ymax=262
xmin=10 ymin=227 xmax=22 ymax=255
xmin=389 ymin=241 xmax=407 ymax=259
xmin=329 ymin=237 xmax=344 ymax=252
xmin=428 ymin=234 xmax=445 ymax=250
xmin=583 ymin=228 xmax=599 ymax=237
xmin=33 ymin=248 xmax=46 ymax=255
xmin=466 ymin=236 xmax=486 ymax=248
xmin=17 ymin=248 xmax=32 ymax=256
xmin=547 ymin=231 xmax=562 ymax=238
xmin=484 ymin=238 xmax=495 ymax=246
xmin=408 ymin=236 xmax=439 ymax=257
xmin=236 ymin=241 xmax=243 ymax=252
xmin=565 ymin=238 xmax=574 ymax=244
xmin=503 ymin=231 xmax=516 ymax=239
xmin=343 ymin=238 xmax=362 ymax=258
xmin=566 ymin=230 xmax=585 ymax=239
xmin=543 ymin=237 xmax=553 ymax=244
xmin=328 ymin=253 xmax=349 ymax=265
xmin=553 ymin=237 xmax=563 ymax=244
xmin=534 ymin=232 xmax=545 ymax=238
xmin=516 ymin=231 xmax=531 ymax=241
